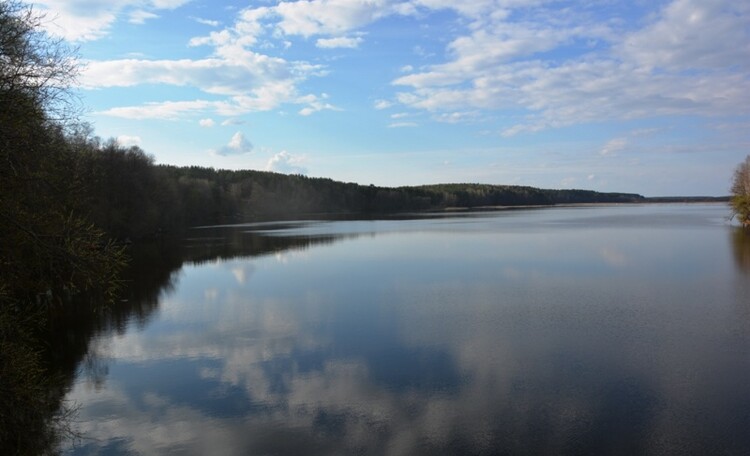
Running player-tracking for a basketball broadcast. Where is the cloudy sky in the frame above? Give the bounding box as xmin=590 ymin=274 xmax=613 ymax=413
xmin=35 ymin=0 xmax=749 ymax=196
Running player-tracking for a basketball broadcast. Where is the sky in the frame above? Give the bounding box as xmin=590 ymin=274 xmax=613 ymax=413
xmin=32 ymin=0 xmax=750 ymax=196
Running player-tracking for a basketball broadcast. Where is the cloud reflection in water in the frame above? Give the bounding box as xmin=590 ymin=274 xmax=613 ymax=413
xmin=66 ymin=205 xmax=750 ymax=455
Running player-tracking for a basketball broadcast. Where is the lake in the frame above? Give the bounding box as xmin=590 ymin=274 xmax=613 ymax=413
xmin=62 ymin=204 xmax=750 ymax=455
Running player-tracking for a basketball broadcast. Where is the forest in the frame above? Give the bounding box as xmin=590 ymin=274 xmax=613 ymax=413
xmin=75 ymin=145 xmax=648 ymax=240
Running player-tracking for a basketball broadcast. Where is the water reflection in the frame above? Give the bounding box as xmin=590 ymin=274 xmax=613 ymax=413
xmin=732 ymin=228 xmax=750 ymax=273
xmin=62 ymin=205 xmax=750 ymax=455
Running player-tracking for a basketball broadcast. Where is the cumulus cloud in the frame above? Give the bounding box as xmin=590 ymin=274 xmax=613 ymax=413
xmin=271 ymin=0 xmax=392 ymax=38
xmin=388 ymin=121 xmax=418 ymax=128
xmin=197 ymin=0 xmax=507 ymax=50
xmin=73 ymin=0 xmax=562 ymax=123
xmin=77 ymin=0 xmax=750 ymax=135
xmin=266 ymin=151 xmax=307 ymax=174
xmin=81 ymin=17 xmax=330 ymax=120
xmin=213 ymin=132 xmax=254 ymax=156
xmin=391 ymin=0 xmax=750 ymax=134
xmin=186 ymin=0 xmax=390 ymax=55
xmin=199 ymin=118 xmax=215 ymax=127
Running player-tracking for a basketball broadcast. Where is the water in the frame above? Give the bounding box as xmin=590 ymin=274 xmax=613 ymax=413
xmin=62 ymin=204 xmax=750 ymax=455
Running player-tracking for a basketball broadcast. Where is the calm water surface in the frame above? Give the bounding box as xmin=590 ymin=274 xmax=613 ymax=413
xmin=64 ymin=204 xmax=750 ymax=455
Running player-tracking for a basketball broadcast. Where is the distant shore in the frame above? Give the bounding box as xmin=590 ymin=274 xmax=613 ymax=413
xmin=434 ymin=197 xmax=729 ymax=212
xmin=643 ymin=196 xmax=730 ymax=203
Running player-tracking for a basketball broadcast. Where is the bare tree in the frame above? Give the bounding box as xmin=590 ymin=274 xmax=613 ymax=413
xmin=1 ymin=4 xmax=122 ymax=452
xmin=0 ymin=0 xmax=79 ymax=122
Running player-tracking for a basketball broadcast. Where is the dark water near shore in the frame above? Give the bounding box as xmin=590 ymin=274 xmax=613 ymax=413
xmin=63 ymin=204 xmax=750 ymax=455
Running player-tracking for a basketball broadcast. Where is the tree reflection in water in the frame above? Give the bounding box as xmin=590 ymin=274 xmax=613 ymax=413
xmin=0 ymin=224 xmax=340 ymax=455
xmin=12 ymin=208 xmax=750 ymax=455
xmin=732 ymin=228 xmax=750 ymax=273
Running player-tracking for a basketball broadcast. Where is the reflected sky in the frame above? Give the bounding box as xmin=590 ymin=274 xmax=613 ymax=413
xmin=65 ymin=204 xmax=750 ymax=455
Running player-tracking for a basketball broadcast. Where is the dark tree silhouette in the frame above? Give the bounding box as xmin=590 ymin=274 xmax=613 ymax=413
xmin=1 ymin=2 xmax=123 ymax=453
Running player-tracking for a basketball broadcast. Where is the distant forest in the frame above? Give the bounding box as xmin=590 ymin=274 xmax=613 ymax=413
xmin=77 ymin=141 xmax=647 ymax=240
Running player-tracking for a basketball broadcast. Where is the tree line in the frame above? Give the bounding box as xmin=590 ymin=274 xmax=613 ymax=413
xmin=66 ymin=145 xmax=647 ymax=241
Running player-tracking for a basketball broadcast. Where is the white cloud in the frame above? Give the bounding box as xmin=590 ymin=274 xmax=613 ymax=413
xmin=272 ymin=0 xmax=392 ymax=38
xmin=408 ymin=0 xmax=521 ymax=19
xmin=297 ymin=94 xmax=341 ymax=116
xmin=221 ymin=118 xmax=246 ymax=126
xmin=129 ymin=10 xmax=159 ymax=25
xmin=79 ymin=2 xmax=345 ymax=121
xmin=388 ymin=122 xmax=418 ymax=128
xmin=78 ymin=0 xmax=750 ymax=137
xmin=116 ymin=135 xmax=142 ymax=147
xmin=221 ymin=80 xmax=301 ymax=115
xmin=316 ymin=36 xmax=364 ymax=49
xmin=150 ymin=0 xmax=189 ymax=8
xmin=390 ymin=0 xmax=750 ymax=134
xmin=80 ymin=0 xmax=540 ymax=122
xmin=213 ymin=132 xmax=254 ymax=156
xmin=81 ymin=56 xmax=298 ymax=96
xmin=191 ymin=16 xmax=220 ymax=27
xmin=85 ymin=56 xmax=322 ymax=119
xmin=374 ymin=99 xmax=393 ymax=110
xmin=434 ymin=111 xmax=478 ymax=123
xmin=99 ymin=100 xmax=217 ymax=120
xmin=35 ymin=0 xmax=191 ymax=41
xmin=266 ymin=151 xmax=308 ymax=174
xmin=199 ymin=118 xmax=215 ymax=127
xmin=619 ymin=0 xmax=750 ymax=72
xmin=600 ymin=138 xmax=628 ymax=157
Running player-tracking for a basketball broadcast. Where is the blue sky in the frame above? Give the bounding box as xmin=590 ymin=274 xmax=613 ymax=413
xmin=34 ymin=0 xmax=749 ymax=196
